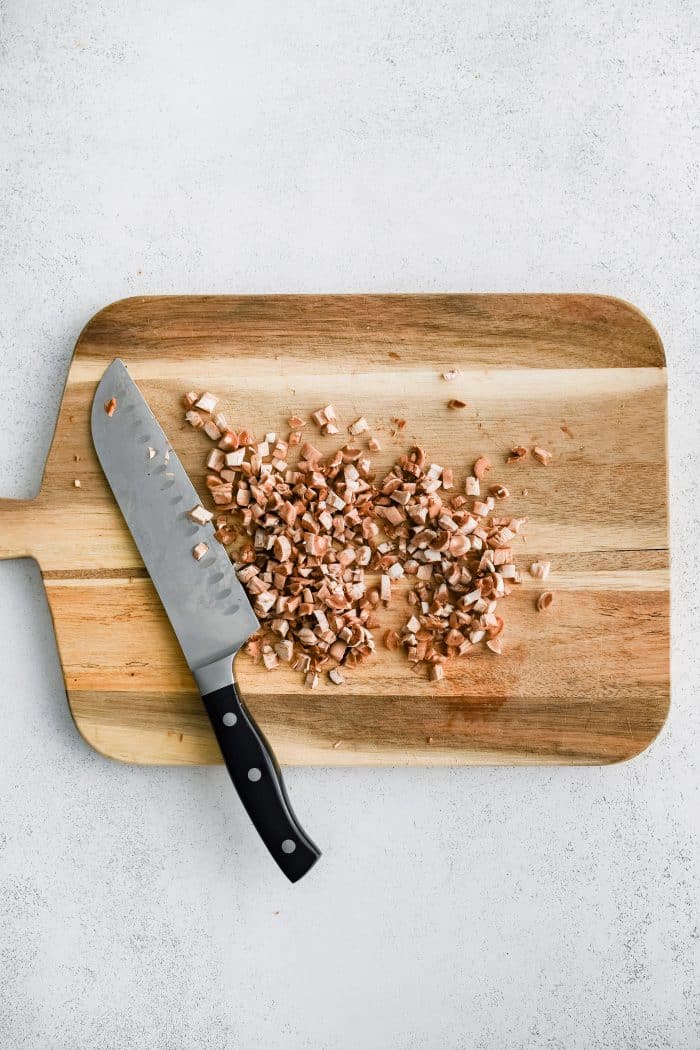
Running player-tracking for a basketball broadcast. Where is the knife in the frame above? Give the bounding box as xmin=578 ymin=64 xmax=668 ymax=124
xmin=91 ymin=358 xmax=321 ymax=882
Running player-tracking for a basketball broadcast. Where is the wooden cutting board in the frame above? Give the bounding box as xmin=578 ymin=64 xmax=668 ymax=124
xmin=0 ymin=295 xmax=669 ymax=766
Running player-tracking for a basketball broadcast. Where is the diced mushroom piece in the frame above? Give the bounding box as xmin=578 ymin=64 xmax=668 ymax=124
xmin=380 ymin=575 xmax=392 ymax=602
xmin=203 ymin=420 xmax=222 ymax=441
xmin=273 ymin=535 xmax=292 ymax=561
xmin=274 ymin=639 xmax=294 ymax=662
xmin=532 ymin=446 xmax=553 ymax=465
xmin=225 ymin=448 xmax=245 ymax=467
xmin=536 ymin=591 xmax=554 ymax=612
xmin=384 ymin=629 xmax=400 ymax=651
xmin=262 ymin=650 xmax=278 ymax=671
xmin=507 ymin=445 xmax=528 ymax=462
xmin=447 ymin=399 xmax=467 ymax=409
xmin=301 ymin=442 xmax=322 ymax=462
xmin=305 ymin=671 xmax=319 ymax=690
xmin=185 ymin=410 xmax=205 ymax=430
xmin=473 ymin=456 xmax=491 ymax=480
xmin=104 ymin=397 xmax=117 ymax=417
xmin=187 ymin=504 xmax=214 ymax=525
xmin=73 ymin=479 xmax=81 ymax=488
xmin=183 ymin=391 xmax=199 ymax=408
xmin=486 ymin=637 xmax=503 ymax=654
xmin=329 ymin=668 xmax=345 ymax=685
xmin=529 ymin=560 xmax=551 ymax=580
xmin=206 ymin=449 xmax=225 ymax=471
xmin=287 ymin=415 xmax=307 ymax=429
xmin=348 ymin=417 xmax=369 ymax=436
xmin=368 ymin=437 xmax=381 ymax=452
xmin=429 ymin=663 xmax=444 ymax=682
xmin=442 ymin=369 xmax=460 ymax=381
xmin=466 ymin=476 xmax=480 ymax=496
xmin=489 ymin=484 xmax=509 ymax=500
xmin=147 ymin=447 xmax=157 ymax=460
xmin=192 ymin=542 xmax=209 ymax=561
xmin=195 ymin=392 xmax=218 ymax=413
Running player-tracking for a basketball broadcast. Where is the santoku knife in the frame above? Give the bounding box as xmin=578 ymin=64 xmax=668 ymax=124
xmin=91 ymin=358 xmax=320 ymax=882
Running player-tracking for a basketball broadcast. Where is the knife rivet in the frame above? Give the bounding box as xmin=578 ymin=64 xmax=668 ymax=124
xmin=247 ymin=767 xmax=262 ymax=782
xmin=281 ymin=839 xmax=296 ymax=854
xmin=222 ymin=712 xmax=237 ymax=727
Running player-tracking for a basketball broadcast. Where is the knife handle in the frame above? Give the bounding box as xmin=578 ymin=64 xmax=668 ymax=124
xmin=200 ymin=677 xmax=321 ymax=882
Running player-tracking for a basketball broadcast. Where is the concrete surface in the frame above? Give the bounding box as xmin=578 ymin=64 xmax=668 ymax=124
xmin=0 ymin=1 xmax=698 ymax=1047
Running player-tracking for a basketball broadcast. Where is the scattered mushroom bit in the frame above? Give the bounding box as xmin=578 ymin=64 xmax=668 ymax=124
xmin=532 ymin=446 xmax=552 ymax=466
xmin=192 ymin=542 xmax=209 ymax=561
xmin=447 ymin=399 xmax=467 ymax=409
xmin=183 ymin=389 xmax=543 ymax=687
xmin=442 ymin=369 xmax=460 ymax=381
xmin=104 ymin=397 xmax=117 ymax=417
xmin=188 ymin=503 xmax=214 ymax=525
xmin=507 ymin=445 xmax=528 ymax=462
xmin=529 ymin=560 xmax=551 ymax=580
xmin=536 ymin=591 xmax=554 ymax=612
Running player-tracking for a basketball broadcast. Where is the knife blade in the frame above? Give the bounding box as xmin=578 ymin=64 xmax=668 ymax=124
xmin=91 ymin=358 xmax=320 ymax=882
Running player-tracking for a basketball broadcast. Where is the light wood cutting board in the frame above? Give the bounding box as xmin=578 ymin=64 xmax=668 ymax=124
xmin=0 ymin=295 xmax=669 ymax=766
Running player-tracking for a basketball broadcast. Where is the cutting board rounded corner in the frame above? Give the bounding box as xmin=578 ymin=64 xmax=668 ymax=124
xmin=610 ymin=692 xmax=671 ymax=765
xmin=75 ymin=294 xmax=149 ymax=345
xmin=591 ymin=294 xmax=667 ymax=368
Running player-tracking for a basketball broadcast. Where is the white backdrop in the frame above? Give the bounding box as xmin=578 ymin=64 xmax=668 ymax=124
xmin=0 ymin=2 xmax=698 ymax=1047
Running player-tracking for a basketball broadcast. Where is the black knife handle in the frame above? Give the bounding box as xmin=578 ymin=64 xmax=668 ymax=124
xmin=201 ymin=679 xmax=321 ymax=882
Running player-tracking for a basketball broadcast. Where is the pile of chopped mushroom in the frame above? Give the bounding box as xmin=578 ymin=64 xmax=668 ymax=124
xmin=182 ymin=390 xmax=547 ymax=688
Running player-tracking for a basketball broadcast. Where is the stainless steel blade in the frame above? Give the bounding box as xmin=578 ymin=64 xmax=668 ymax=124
xmin=91 ymin=359 xmax=259 ymax=680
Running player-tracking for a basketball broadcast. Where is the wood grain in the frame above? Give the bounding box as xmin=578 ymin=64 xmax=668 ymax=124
xmin=0 ymin=295 xmax=669 ymax=765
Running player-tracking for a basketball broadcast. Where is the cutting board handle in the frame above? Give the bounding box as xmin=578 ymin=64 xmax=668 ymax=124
xmin=201 ymin=676 xmax=321 ymax=882
xmin=0 ymin=498 xmax=42 ymax=560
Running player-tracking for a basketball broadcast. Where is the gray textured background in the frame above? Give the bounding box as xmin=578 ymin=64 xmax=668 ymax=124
xmin=1 ymin=2 xmax=698 ymax=1047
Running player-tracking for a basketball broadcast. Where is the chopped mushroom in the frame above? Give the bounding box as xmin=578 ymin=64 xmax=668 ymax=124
xmin=348 ymin=417 xmax=369 ymax=436
xmin=447 ymin=399 xmax=467 ymax=409
xmin=473 ymin=456 xmax=491 ymax=480
xmin=536 ymin=591 xmax=554 ymax=612
xmin=192 ymin=542 xmax=209 ymax=560
xmin=489 ymin=485 xmax=509 ymax=500
xmin=104 ymin=397 xmax=117 ymax=417
xmin=188 ymin=504 xmax=214 ymax=525
xmin=508 ymin=445 xmax=528 ymax=463
xmin=195 ymin=392 xmax=218 ymax=413
xmin=182 ymin=386 xmax=532 ymax=688
xmin=329 ymin=668 xmax=345 ymax=685
xmin=185 ymin=410 xmax=205 ymax=430
xmin=529 ymin=560 xmax=551 ymax=580
xmin=532 ymin=446 xmax=553 ymax=465
xmin=73 ymin=479 xmax=81 ymax=488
